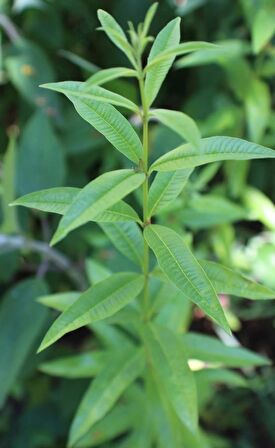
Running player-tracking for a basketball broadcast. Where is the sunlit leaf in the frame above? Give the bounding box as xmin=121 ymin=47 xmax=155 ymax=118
xmin=144 ymin=225 xmax=230 ymax=333
xmin=68 ymin=347 xmax=144 ymax=447
xmin=142 ymin=323 xmax=197 ymax=432
xmin=85 ymin=67 xmax=137 ymax=86
xmin=145 ymin=18 xmax=181 ymax=106
xmin=201 ymin=259 xmax=275 ymax=300
xmin=38 ymin=272 xmax=144 ymax=352
xmin=183 ymin=332 xmax=270 ymax=367
xmin=42 ymin=81 xmax=139 ymax=112
xmin=148 ymin=169 xmax=192 ymax=217
xmin=100 ymin=222 xmax=144 ymax=267
xmin=50 ymin=170 xmax=145 ymax=245
xmin=151 ymin=109 xmax=201 ymax=148
xmin=150 ymin=136 xmax=275 ymax=172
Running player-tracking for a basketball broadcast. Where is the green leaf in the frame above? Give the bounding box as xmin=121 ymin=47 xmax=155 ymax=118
xmin=142 ymin=323 xmax=198 ymax=432
xmin=183 ymin=332 xmax=270 ymax=367
xmin=42 ymin=81 xmax=139 ymax=113
xmin=12 ymin=187 xmax=141 ymax=223
xmin=150 ymin=136 xmax=275 ymax=172
xmin=12 ymin=187 xmax=79 ymax=214
xmin=97 ymin=9 xmax=135 ymax=67
xmin=17 ymin=111 xmax=66 ymax=195
xmin=1 ymin=134 xmax=18 ymax=233
xmin=0 ymin=278 xmax=48 ymax=407
xmin=39 ymin=351 xmax=108 ymax=378
xmin=176 ymin=39 xmax=249 ymax=69
xmin=195 ymin=368 xmax=247 ymax=389
xmin=85 ymin=67 xmax=137 ymax=86
xmin=243 ymin=186 xmax=275 ymax=231
xmin=245 ymin=77 xmax=271 ymax=143
xmin=38 ymin=272 xmax=144 ymax=352
xmin=85 ymin=260 xmax=111 ymax=285
xmin=50 ymin=169 xmax=145 ymax=245
xmin=68 ymin=347 xmax=144 ymax=447
xmin=142 ymin=2 xmax=158 ymax=37
xmin=75 ymin=401 xmax=137 ymax=447
xmin=38 ymin=291 xmax=80 ymax=312
xmin=151 ymin=108 xmax=201 ymax=148
xmin=252 ymin=7 xmax=275 ymax=54
xmin=200 ymin=259 xmax=275 ymax=300
xmin=144 ymin=18 xmax=181 ymax=107
xmin=146 ymin=41 xmax=219 ymax=70
xmin=100 ymin=222 xmax=144 ymax=267
xmin=148 ymin=169 xmax=192 ymax=217
xmin=144 ymin=225 xmax=230 ymax=333
xmin=67 ymin=95 xmax=142 ymax=163
xmin=181 ymin=194 xmax=246 ymax=229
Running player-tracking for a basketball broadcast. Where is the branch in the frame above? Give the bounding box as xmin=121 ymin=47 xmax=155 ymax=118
xmin=0 ymin=233 xmax=87 ymax=290
xmin=0 ymin=14 xmax=21 ymax=42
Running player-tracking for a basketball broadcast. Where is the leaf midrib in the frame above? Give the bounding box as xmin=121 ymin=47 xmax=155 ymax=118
xmin=71 ymin=97 xmax=142 ymax=163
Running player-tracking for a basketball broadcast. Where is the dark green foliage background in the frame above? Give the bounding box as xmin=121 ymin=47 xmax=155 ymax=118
xmin=1 ymin=0 xmax=275 ymax=447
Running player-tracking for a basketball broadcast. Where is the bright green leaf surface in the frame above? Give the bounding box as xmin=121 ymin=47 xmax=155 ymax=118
xmin=12 ymin=187 xmax=141 ymax=223
xmin=42 ymin=81 xmax=138 ymax=112
xmin=38 ymin=272 xmax=144 ymax=352
xmin=150 ymin=136 xmax=275 ymax=172
xmin=100 ymin=222 xmax=144 ymax=266
xmin=145 ymin=18 xmax=181 ymax=106
xmin=68 ymin=347 xmax=144 ymax=447
xmin=151 ymin=108 xmax=201 ymax=148
xmin=144 ymin=225 xmax=230 ymax=333
xmin=143 ymin=323 xmax=198 ymax=432
xmin=148 ymin=169 xmax=192 ymax=217
xmin=201 ymin=259 xmax=275 ymax=300
xmin=51 ymin=170 xmax=145 ymax=245
xmin=39 ymin=351 xmax=108 ymax=378
xmin=85 ymin=67 xmax=137 ymax=86
xmin=183 ymin=332 xmax=270 ymax=367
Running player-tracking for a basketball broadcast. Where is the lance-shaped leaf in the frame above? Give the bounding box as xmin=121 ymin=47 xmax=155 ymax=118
xmin=142 ymin=323 xmax=197 ymax=432
xmin=151 ymin=109 xmax=201 ymax=148
xmin=38 ymin=291 xmax=80 ymax=312
xmin=183 ymin=332 xmax=270 ymax=367
xmin=38 ymin=272 xmax=144 ymax=352
xmin=42 ymin=81 xmax=138 ymax=113
xmin=148 ymin=169 xmax=192 ymax=217
xmin=150 ymin=136 xmax=275 ymax=172
xmin=12 ymin=187 xmax=141 ymax=224
xmin=145 ymin=18 xmax=181 ymax=107
xmin=144 ymin=225 xmax=230 ymax=333
xmin=68 ymin=95 xmax=142 ymax=163
xmin=39 ymin=351 xmax=108 ymax=378
xmin=146 ymin=41 xmax=219 ymax=70
xmin=41 ymin=81 xmax=142 ymax=163
xmin=252 ymin=7 xmax=275 ymax=54
xmin=200 ymin=260 xmax=275 ymax=300
xmin=68 ymin=347 xmax=145 ymax=447
xmin=1 ymin=134 xmax=18 ymax=234
xmin=142 ymin=2 xmax=158 ymax=37
xmin=85 ymin=67 xmax=137 ymax=87
xmin=51 ymin=170 xmax=145 ymax=245
xmin=100 ymin=222 xmax=144 ymax=267
xmin=75 ymin=401 xmax=138 ymax=448
xmin=97 ymin=9 xmax=136 ymax=67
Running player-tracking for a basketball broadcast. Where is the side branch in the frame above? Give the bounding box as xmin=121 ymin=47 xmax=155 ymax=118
xmin=0 ymin=233 xmax=87 ymax=290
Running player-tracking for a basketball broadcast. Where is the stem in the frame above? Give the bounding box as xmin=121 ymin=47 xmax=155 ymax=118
xmin=0 ymin=233 xmax=87 ymax=290
xmin=138 ymin=67 xmax=150 ymax=320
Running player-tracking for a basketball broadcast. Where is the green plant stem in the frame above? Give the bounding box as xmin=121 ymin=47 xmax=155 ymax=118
xmin=138 ymin=69 xmax=150 ymax=320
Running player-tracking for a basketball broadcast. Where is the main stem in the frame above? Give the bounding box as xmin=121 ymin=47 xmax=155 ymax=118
xmin=138 ymin=68 xmax=150 ymax=320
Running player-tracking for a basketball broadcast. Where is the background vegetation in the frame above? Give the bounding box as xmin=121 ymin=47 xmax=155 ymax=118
xmin=1 ymin=0 xmax=275 ymax=447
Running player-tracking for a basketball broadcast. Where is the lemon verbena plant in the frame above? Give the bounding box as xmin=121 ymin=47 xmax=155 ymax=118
xmin=12 ymin=4 xmax=275 ymax=447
